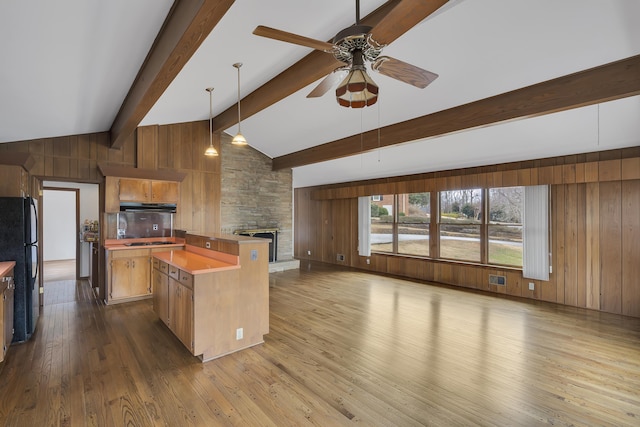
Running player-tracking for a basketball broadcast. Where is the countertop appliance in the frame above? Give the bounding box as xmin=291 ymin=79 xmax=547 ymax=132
xmin=0 ymin=196 xmax=39 ymax=342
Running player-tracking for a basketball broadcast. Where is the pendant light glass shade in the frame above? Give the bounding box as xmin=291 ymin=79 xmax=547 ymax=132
xmin=232 ymin=62 xmax=248 ymax=146
xmin=204 ymin=87 xmax=219 ymax=156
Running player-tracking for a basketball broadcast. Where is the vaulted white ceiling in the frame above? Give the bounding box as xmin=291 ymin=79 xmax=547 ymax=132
xmin=1 ymin=0 xmax=639 ymax=188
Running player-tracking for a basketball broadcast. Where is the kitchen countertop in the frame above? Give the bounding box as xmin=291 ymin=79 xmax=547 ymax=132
xmin=0 ymin=261 xmax=16 ymax=278
xmin=153 ymin=250 xmax=240 ymax=275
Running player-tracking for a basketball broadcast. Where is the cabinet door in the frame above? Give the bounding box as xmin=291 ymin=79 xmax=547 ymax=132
xmin=130 ymin=256 xmax=151 ymax=296
xmin=151 ymin=181 xmax=179 ymax=203
xmin=169 ymin=277 xmax=193 ymax=352
xmin=153 ymin=269 xmax=169 ymax=325
xmin=110 ymin=258 xmax=132 ymax=299
xmin=119 ymin=179 xmax=151 ymax=202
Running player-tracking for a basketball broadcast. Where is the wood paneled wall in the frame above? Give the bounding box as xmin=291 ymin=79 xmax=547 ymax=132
xmin=152 ymin=121 xmax=221 ymax=233
xmin=294 ymin=148 xmax=640 ymax=318
xmin=0 ymin=132 xmax=135 ymax=182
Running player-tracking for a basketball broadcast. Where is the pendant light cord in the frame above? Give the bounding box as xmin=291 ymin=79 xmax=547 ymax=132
xmin=236 ymin=63 xmax=242 ymax=133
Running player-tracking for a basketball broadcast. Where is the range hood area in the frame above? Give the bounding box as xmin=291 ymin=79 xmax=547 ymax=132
xmin=104 ymin=211 xmax=174 ymax=240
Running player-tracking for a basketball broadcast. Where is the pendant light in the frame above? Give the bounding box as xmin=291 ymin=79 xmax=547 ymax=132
xmin=231 ymin=62 xmax=248 ymax=146
xmin=204 ymin=87 xmax=219 ymax=156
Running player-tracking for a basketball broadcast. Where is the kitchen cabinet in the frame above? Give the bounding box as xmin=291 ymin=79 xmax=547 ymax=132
xmin=169 ymin=276 xmax=193 ymax=351
xmin=153 ymin=244 xmax=272 ymax=362
xmin=105 ymin=177 xmax=180 ymax=212
xmin=1 ymin=267 xmax=15 ymax=362
xmin=153 ymin=260 xmax=193 ymax=352
xmin=117 ymin=178 xmax=179 ymax=203
xmin=106 ymin=248 xmax=152 ymax=303
xmin=152 ymin=259 xmax=169 ymax=324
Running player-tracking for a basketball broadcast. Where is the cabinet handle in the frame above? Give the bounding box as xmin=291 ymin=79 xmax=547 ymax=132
xmin=132 ymin=260 xmax=136 ymax=268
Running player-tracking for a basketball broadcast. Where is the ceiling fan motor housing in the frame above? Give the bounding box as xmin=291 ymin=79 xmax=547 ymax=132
xmin=332 ymin=25 xmax=383 ymax=64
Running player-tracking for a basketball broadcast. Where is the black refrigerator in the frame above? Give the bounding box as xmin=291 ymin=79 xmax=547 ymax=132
xmin=0 ymin=197 xmax=39 ymax=342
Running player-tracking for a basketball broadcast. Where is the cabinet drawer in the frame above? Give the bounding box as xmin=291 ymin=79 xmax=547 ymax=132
xmin=179 ymin=271 xmax=193 ymax=289
xmin=168 ymin=265 xmax=180 ymax=281
xmin=153 ymin=258 xmax=168 ymax=273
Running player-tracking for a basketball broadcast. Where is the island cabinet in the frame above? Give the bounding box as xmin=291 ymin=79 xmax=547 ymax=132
xmin=154 ymin=248 xmax=271 ymax=362
xmin=0 ymin=262 xmax=16 ymax=363
xmin=106 ymin=248 xmax=153 ymax=304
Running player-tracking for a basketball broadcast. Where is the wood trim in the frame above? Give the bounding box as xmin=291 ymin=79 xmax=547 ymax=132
xmin=110 ymin=0 xmax=235 ymax=149
xmin=309 ymin=151 xmax=640 ymax=200
xmin=98 ymin=163 xmax=187 ymax=182
xmin=211 ymin=0 xmax=413 ymax=133
xmin=273 ymin=55 xmax=640 ymax=170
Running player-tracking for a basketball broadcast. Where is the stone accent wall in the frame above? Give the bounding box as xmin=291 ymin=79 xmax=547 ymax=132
xmin=220 ymin=134 xmax=293 ymax=260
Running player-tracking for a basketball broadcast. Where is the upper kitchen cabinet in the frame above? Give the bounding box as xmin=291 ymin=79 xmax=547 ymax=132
xmin=100 ymin=164 xmax=186 ymax=212
xmin=0 ymin=153 xmax=35 ymax=197
xmin=118 ymin=179 xmax=179 ymax=203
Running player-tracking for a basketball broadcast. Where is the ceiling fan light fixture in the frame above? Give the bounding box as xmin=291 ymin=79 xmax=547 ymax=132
xmin=204 ymin=87 xmax=219 ymax=157
xmin=232 ymin=62 xmax=248 ymax=146
xmin=336 ymin=67 xmax=378 ymax=108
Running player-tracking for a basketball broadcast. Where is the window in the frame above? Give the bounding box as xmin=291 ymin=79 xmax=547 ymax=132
xmin=488 ymin=186 xmax=523 ymax=267
xmin=398 ymin=193 xmax=430 ymax=257
xmin=365 ymin=185 xmax=547 ymax=270
xmin=370 ymin=194 xmax=394 ymax=252
xmin=439 ymin=189 xmax=482 ymax=262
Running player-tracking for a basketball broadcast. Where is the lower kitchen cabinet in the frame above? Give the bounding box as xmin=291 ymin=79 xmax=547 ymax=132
xmin=106 ymin=248 xmax=152 ymax=304
xmin=1 ymin=268 xmax=15 ymax=362
xmin=153 ymin=261 xmax=193 ymax=351
xmin=152 ymin=262 xmax=169 ymax=324
xmin=169 ymin=277 xmax=193 ymax=351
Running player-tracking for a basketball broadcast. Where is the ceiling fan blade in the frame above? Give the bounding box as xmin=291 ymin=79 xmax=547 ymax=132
xmin=253 ymin=25 xmax=335 ymax=52
xmin=372 ymin=56 xmax=438 ymax=88
xmin=369 ymin=0 xmax=449 ymax=45
xmin=307 ymin=69 xmax=348 ymax=98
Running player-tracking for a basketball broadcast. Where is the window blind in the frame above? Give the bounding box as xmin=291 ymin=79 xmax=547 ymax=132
xmin=523 ymin=185 xmax=550 ymax=280
xmin=358 ymin=196 xmax=371 ymax=257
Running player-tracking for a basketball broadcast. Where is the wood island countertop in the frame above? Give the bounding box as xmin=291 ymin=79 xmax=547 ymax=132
xmin=153 ymin=249 xmax=240 ymax=275
xmin=0 ymin=261 xmax=16 ymax=278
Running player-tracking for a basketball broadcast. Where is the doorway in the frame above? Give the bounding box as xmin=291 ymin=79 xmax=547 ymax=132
xmin=41 ymin=182 xmax=99 ymax=305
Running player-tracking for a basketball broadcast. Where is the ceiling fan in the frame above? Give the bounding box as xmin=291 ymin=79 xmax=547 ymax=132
xmin=253 ymin=0 xmax=439 ymax=108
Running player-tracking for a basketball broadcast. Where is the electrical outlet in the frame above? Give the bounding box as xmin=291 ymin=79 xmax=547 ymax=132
xmin=152 ymin=224 xmax=159 ymax=231
xmin=529 ymin=282 xmax=535 ymax=291
xmin=236 ymin=328 xmax=243 ymax=340
xmin=307 ymin=250 xmax=311 ymax=256
xmin=205 ymin=241 xmax=211 ymax=249
xmin=366 ymin=258 xmax=370 ymax=265
xmin=337 ymin=254 xmax=345 ymax=261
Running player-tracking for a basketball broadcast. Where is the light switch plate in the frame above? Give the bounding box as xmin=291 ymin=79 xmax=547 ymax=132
xmin=251 ymin=250 xmax=258 ymax=261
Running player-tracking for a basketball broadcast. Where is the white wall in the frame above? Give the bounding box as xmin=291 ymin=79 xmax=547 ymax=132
xmin=43 ymin=182 xmax=99 ymax=276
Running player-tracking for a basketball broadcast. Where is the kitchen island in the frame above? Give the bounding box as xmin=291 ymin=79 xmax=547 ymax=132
xmin=152 ymin=233 xmax=270 ymax=362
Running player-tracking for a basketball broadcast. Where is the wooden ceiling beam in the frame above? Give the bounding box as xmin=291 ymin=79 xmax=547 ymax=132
xmin=272 ymin=54 xmax=640 ymax=170
xmin=212 ymin=0 xmax=449 ymax=133
xmin=110 ymin=0 xmax=235 ymax=149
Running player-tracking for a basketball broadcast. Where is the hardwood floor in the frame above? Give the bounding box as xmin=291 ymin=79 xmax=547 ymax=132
xmin=43 ymin=259 xmax=76 ymax=282
xmin=1 ymin=262 xmax=639 ymax=426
